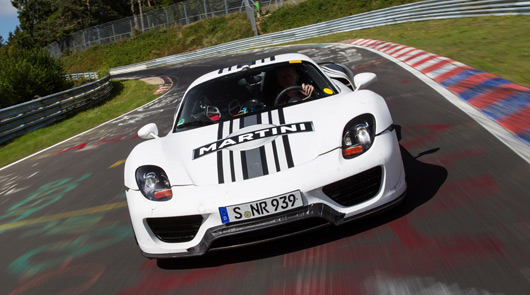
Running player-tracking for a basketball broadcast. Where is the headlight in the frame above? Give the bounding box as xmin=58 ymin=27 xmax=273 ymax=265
xmin=135 ymin=166 xmax=173 ymax=201
xmin=342 ymin=114 xmax=375 ymax=159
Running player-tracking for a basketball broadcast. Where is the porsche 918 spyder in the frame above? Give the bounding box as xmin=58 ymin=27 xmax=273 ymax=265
xmin=124 ymin=53 xmax=406 ymax=258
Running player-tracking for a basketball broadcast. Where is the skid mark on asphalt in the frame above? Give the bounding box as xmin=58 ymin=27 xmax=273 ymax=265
xmin=0 ymin=174 xmax=92 ymax=224
xmin=0 ymin=174 xmax=29 ymax=198
xmin=0 ymin=201 xmax=127 ymax=232
xmin=109 ymin=160 xmax=126 ymax=169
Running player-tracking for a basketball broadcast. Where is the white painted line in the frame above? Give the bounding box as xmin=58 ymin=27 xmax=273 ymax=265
xmin=399 ymin=49 xmax=427 ymax=63
xmin=398 ymin=49 xmax=424 ymax=62
xmin=405 ymin=53 xmax=436 ymax=67
xmin=351 ymin=44 xmax=530 ymax=164
xmin=0 ymin=81 xmax=176 ymax=172
xmin=424 ymin=62 xmax=461 ymax=79
xmin=415 ymin=56 xmax=448 ymax=71
xmin=387 ymin=45 xmax=409 ymax=56
xmin=374 ymin=42 xmax=392 ymax=50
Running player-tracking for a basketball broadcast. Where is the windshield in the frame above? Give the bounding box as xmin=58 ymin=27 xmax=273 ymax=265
xmin=173 ymin=61 xmax=337 ymax=132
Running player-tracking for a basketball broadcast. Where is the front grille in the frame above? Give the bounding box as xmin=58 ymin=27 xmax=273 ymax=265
xmin=146 ymin=215 xmax=203 ymax=243
xmin=210 ymin=218 xmax=328 ymax=249
xmin=323 ymin=166 xmax=382 ymax=207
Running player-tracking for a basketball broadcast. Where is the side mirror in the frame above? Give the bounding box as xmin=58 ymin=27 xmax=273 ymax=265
xmin=138 ymin=123 xmax=159 ymax=139
xmin=354 ymin=73 xmax=377 ymax=91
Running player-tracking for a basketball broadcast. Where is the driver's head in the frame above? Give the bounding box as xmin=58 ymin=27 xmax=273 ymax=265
xmin=276 ymin=66 xmax=299 ymax=88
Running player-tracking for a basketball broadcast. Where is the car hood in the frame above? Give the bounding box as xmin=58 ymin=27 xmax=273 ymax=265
xmin=125 ymin=90 xmax=393 ymax=188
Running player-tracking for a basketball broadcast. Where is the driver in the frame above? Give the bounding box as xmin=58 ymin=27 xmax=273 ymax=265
xmin=276 ymin=66 xmax=314 ymax=100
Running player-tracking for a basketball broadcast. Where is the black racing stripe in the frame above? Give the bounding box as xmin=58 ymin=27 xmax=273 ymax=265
xmin=278 ymin=108 xmax=294 ymax=168
xmin=268 ymin=111 xmax=281 ymax=172
xmin=229 ymin=120 xmax=235 ymax=182
xmin=241 ymin=151 xmax=248 ymax=180
xmin=282 ymin=136 xmax=294 ymax=168
xmin=278 ymin=108 xmax=286 ymax=124
xmin=230 ymin=152 xmax=235 ymax=182
xmin=259 ymin=146 xmax=269 ymax=175
xmin=239 ymin=116 xmax=248 ymax=180
xmin=217 ymin=122 xmax=224 ymax=184
xmin=256 ymin=114 xmax=269 ymax=175
xmin=271 ymin=141 xmax=280 ymax=172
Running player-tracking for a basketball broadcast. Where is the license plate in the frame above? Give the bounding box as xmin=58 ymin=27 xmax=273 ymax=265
xmin=219 ymin=191 xmax=303 ymax=223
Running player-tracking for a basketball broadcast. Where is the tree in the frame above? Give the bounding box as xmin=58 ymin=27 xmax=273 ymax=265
xmin=0 ymin=48 xmax=71 ymax=108
xmin=10 ymin=0 xmax=134 ymax=48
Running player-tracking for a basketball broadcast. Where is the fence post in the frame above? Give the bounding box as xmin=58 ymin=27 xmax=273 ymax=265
xmin=111 ymin=24 xmax=116 ymax=41
xmin=203 ymin=0 xmax=208 ymax=19
xmin=164 ymin=7 xmax=170 ymax=26
xmin=225 ymin=0 xmax=228 ymax=15
xmin=83 ymin=31 xmax=87 ymax=50
xmin=96 ymin=27 xmax=101 ymax=45
xmin=243 ymin=0 xmax=258 ymax=36
xmin=183 ymin=3 xmax=189 ymax=25
xmin=138 ymin=0 xmax=145 ymax=32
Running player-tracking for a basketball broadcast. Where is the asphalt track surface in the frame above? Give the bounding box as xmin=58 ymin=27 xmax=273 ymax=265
xmin=1 ymin=44 xmax=529 ymax=294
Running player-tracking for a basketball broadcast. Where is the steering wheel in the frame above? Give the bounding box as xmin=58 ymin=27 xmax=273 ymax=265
xmin=274 ymin=85 xmax=304 ymax=106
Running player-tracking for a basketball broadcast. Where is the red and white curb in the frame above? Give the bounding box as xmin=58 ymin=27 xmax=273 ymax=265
xmin=350 ymin=39 xmax=530 ymax=146
xmin=154 ymin=76 xmax=173 ymax=94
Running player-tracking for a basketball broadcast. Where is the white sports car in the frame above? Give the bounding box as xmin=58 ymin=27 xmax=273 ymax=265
xmin=124 ymin=53 xmax=406 ymax=258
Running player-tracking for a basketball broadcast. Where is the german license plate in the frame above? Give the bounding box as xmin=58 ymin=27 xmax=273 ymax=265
xmin=219 ymin=190 xmax=303 ymax=223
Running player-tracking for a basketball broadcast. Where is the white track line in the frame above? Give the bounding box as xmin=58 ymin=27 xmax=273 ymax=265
xmin=0 ymin=83 xmax=175 ymax=172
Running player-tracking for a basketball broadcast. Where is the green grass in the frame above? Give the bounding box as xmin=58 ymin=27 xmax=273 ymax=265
xmin=289 ymin=15 xmax=530 ymax=87
xmin=259 ymin=0 xmax=422 ymax=33
xmin=0 ymin=80 xmax=159 ymax=168
xmin=61 ymin=13 xmax=254 ymax=73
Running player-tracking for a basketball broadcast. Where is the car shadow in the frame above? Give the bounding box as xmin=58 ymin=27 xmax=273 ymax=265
xmin=158 ymin=130 xmax=448 ymax=269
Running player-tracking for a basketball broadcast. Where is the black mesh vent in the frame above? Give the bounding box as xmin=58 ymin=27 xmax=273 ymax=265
xmin=146 ymin=215 xmax=203 ymax=243
xmin=210 ymin=218 xmax=328 ymax=249
xmin=323 ymin=166 xmax=382 ymax=207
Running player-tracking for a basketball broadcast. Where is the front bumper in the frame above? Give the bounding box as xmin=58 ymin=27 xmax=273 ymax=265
xmin=142 ymin=189 xmax=405 ymax=258
xmin=126 ymin=130 xmax=406 ymax=258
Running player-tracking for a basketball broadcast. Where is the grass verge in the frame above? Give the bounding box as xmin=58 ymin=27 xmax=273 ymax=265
xmin=0 ymin=80 xmax=159 ymax=168
xmin=288 ymin=15 xmax=530 ymax=87
xmin=61 ymin=13 xmax=254 ymax=73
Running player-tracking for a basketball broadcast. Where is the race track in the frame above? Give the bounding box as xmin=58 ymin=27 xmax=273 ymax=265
xmin=1 ymin=43 xmax=529 ymax=294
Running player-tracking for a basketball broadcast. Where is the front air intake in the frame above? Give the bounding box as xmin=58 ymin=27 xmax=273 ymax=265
xmin=146 ymin=215 xmax=203 ymax=243
xmin=323 ymin=166 xmax=382 ymax=207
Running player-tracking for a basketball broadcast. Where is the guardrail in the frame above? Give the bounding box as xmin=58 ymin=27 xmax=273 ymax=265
xmin=64 ymin=72 xmax=100 ymax=81
xmin=110 ymin=0 xmax=530 ymax=75
xmin=0 ymin=76 xmax=113 ymax=145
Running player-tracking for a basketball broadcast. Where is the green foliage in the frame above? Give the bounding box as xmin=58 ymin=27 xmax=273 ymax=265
xmin=61 ymin=12 xmax=254 ymax=73
xmin=9 ymin=0 xmax=133 ymax=49
xmin=290 ymin=15 xmax=530 ymax=87
xmin=260 ymin=0 xmax=423 ymax=33
xmin=0 ymin=80 xmax=159 ymax=167
xmin=0 ymin=48 xmax=72 ymax=108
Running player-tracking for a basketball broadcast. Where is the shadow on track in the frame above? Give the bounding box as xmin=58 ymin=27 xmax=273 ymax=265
xmin=158 ymin=127 xmax=448 ymax=270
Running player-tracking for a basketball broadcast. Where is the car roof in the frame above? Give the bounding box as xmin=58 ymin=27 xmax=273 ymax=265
xmin=187 ymin=53 xmax=317 ymax=90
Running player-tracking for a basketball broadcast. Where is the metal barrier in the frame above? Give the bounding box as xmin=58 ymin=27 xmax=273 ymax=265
xmin=110 ymin=0 xmax=530 ymax=75
xmin=0 ymin=76 xmax=113 ymax=145
xmin=64 ymin=72 xmax=100 ymax=81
